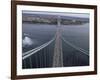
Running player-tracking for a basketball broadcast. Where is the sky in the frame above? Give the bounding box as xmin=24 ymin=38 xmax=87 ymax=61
xmin=22 ymin=10 xmax=89 ymax=18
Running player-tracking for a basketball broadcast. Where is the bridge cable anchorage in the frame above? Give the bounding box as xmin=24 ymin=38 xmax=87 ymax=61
xmin=22 ymin=36 xmax=56 ymax=60
xmin=62 ymin=37 xmax=89 ymax=56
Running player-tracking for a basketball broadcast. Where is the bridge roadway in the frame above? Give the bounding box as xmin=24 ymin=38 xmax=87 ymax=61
xmin=53 ymin=27 xmax=63 ymax=67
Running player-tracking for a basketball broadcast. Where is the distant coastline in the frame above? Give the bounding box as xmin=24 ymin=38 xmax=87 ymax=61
xmin=22 ymin=14 xmax=89 ymax=25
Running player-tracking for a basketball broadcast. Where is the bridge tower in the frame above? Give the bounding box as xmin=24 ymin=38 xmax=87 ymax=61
xmin=57 ymin=16 xmax=61 ymax=27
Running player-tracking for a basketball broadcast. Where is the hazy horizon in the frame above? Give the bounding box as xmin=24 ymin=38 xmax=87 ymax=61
xmin=22 ymin=10 xmax=89 ymax=18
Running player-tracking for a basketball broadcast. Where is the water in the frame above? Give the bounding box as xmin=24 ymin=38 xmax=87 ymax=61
xmin=22 ymin=23 xmax=89 ymax=68
xmin=61 ymin=23 xmax=89 ymax=66
xmin=62 ymin=23 xmax=89 ymax=51
xmin=22 ymin=23 xmax=56 ymax=52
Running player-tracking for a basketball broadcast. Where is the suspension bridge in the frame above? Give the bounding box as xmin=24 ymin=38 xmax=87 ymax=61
xmin=22 ymin=16 xmax=89 ymax=69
